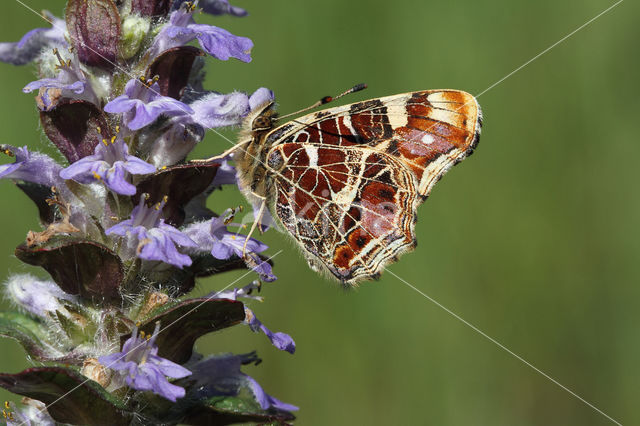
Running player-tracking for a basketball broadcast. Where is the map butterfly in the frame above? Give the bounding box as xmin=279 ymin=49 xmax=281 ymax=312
xmin=226 ymin=88 xmax=482 ymax=286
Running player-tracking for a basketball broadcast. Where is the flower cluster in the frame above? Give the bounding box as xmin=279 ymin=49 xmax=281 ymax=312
xmin=0 ymin=1 xmax=296 ymax=424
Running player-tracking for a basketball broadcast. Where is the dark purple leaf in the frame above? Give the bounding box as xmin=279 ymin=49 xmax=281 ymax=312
xmin=14 ymin=181 xmax=56 ymax=224
xmin=188 ymin=254 xmax=252 ymax=278
xmin=40 ymin=99 xmax=111 ymax=163
xmin=132 ymin=0 xmax=173 ymax=17
xmin=183 ymin=397 xmax=296 ymax=426
xmin=146 ymin=46 xmax=205 ymax=99
xmin=15 ymin=239 xmax=124 ymax=302
xmin=135 ymin=162 xmax=220 ymax=227
xmin=164 ymin=254 xmax=251 ymax=295
xmin=0 ymin=367 xmax=132 ymax=425
xmin=66 ymin=0 xmax=121 ymax=70
xmin=127 ymin=298 xmax=245 ymax=364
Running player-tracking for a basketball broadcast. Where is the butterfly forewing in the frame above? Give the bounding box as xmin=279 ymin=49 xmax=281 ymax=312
xmin=252 ymin=90 xmax=481 ymax=285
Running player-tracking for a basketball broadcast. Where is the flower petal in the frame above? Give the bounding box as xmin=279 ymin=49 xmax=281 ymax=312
xmin=104 ymin=163 xmax=136 ymax=195
xmin=0 ymin=145 xmax=63 ymax=187
xmin=122 ymin=155 xmax=156 ymax=175
xmin=190 ymin=91 xmax=250 ymax=128
xmin=190 ymin=24 xmax=253 ymax=62
xmin=0 ymin=16 xmax=66 ymax=66
xmin=148 ymin=355 xmax=192 ymax=379
xmin=104 ymin=95 xmax=139 ymax=113
xmin=249 ymin=87 xmax=275 ymax=110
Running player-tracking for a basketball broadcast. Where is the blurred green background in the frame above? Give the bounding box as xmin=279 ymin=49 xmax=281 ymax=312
xmin=1 ymin=0 xmax=638 ymax=424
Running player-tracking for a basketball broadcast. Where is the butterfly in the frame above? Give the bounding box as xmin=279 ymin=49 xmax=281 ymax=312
xmin=223 ymin=88 xmax=481 ymax=286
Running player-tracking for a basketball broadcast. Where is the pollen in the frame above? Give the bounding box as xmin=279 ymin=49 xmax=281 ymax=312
xmin=3 ymin=149 xmax=13 ymax=157
xmin=92 ymin=171 xmax=102 ymax=181
xmin=102 ymin=138 xmax=109 ymax=146
xmin=110 ymin=136 xmax=117 ymax=144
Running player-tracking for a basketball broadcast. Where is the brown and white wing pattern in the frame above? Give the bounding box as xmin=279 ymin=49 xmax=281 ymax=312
xmin=264 ymin=90 xmax=482 ymax=285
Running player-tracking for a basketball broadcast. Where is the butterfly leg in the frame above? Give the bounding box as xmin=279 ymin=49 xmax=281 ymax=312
xmin=242 ymin=198 xmax=267 ymax=258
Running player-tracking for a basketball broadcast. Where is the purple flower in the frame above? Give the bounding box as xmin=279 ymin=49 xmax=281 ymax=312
xmin=147 ymin=90 xmax=253 ymax=167
xmin=173 ymin=0 xmax=248 ymax=17
xmin=210 ymin=156 xmax=237 ymax=186
xmin=5 ymin=400 xmax=55 ymax=426
xmin=5 ymin=274 xmax=77 ymax=318
xmin=147 ymin=87 xmax=273 ymax=167
xmin=104 ymin=78 xmax=193 ymax=131
xmin=59 ymin=135 xmax=156 ymax=195
xmin=190 ymin=352 xmax=298 ymax=412
xmin=23 ymin=49 xmax=97 ymax=111
xmin=0 ymin=144 xmax=63 ymax=187
xmin=106 ymin=195 xmax=197 ymax=268
xmin=244 ymin=307 xmax=296 ymax=354
xmin=183 ymin=210 xmax=276 ymax=281
xmin=0 ymin=11 xmax=66 ymax=66
xmin=150 ymin=5 xmax=252 ymax=62
xmin=190 ymin=91 xmax=255 ymax=128
xmin=99 ymin=323 xmax=191 ymax=402
xmin=248 ymin=87 xmax=275 ymax=111
xmin=208 ymin=282 xmax=295 ymax=353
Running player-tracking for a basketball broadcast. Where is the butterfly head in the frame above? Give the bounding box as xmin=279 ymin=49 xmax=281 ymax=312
xmin=252 ymin=109 xmax=278 ymax=134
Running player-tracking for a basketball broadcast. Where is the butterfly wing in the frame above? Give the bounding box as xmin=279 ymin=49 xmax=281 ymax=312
xmin=264 ymin=90 xmax=481 ymax=285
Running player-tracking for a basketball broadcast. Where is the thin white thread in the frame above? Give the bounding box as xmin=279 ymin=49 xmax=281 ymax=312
xmin=387 ymin=269 xmax=622 ymax=425
xmin=474 ymin=0 xmax=624 ymax=99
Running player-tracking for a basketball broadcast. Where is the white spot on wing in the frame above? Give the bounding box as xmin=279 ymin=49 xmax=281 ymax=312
xmin=306 ymin=146 xmax=318 ymax=168
xmin=421 ymin=133 xmax=435 ymax=145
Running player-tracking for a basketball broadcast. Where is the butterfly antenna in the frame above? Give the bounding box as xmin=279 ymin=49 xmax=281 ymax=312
xmin=279 ymin=83 xmax=367 ymax=120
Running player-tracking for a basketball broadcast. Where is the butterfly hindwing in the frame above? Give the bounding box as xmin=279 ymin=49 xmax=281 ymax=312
xmin=270 ymin=143 xmax=420 ymax=282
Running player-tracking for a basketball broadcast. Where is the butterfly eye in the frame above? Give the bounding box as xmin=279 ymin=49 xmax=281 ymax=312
xmin=252 ymin=115 xmax=272 ymax=131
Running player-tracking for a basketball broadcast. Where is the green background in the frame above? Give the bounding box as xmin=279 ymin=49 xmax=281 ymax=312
xmin=0 ymin=1 xmax=638 ymax=425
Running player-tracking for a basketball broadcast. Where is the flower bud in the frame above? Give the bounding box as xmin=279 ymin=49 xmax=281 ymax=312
xmin=81 ymin=357 xmax=112 ymax=388
xmin=120 ymin=14 xmax=151 ymax=59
